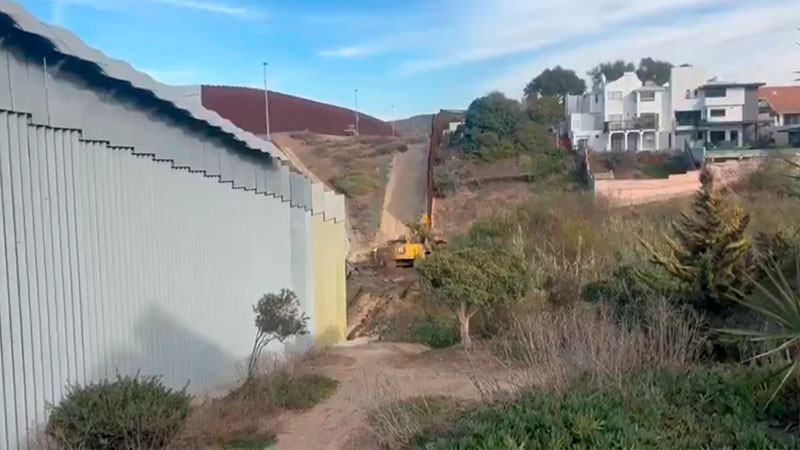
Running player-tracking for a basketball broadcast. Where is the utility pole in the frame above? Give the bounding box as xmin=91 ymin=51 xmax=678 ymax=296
xmin=391 ymin=104 xmax=395 ymax=136
xmin=263 ymin=62 xmax=271 ymax=140
xmin=354 ymin=88 xmax=360 ymax=136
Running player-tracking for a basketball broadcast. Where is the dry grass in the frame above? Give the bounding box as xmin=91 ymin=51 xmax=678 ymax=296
xmin=172 ymin=348 xmax=335 ymax=449
xmin=362 ymin=375 xmax=460 ymax=449
xmin=470 ymin=300 xmax=703 ymax=399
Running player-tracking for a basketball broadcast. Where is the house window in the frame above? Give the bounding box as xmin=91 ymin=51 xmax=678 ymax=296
xmin=696 ymin=131 xmax=704 ymax=140
xmin=786 ymin=114 xmax=800 ymax=125
xmin=594 ymin=94 xmax=599 ymax=103
xmin=693 ymin=89 xmax=698 ymax=98
xmin=608 ymin=91 xmax=623 ymax=101
xmin=642 ymin=132 xmax=656 ymax=149
xmin=685 ymin=89 xmax=691 ymax=99
xmin=710 ymin=130 xmax=726 ymax=142
xmin=710 ymin=109 xmax=726 ymax=118
xmin=730 ymin=130 xmax=739 ymax=143
xmin=705 ymin=87 xmax=727 ymax=98
xmin=640 ymin=91 xmax=655 ymax=102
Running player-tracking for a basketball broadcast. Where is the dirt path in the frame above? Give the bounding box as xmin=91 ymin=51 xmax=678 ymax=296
xmin=377 ymin=140 xmax=429 ymax=243
xmin=273 ymin=342 xmax=480 ymax=449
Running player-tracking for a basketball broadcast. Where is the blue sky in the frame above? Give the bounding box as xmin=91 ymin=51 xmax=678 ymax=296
xmin=18 ymin=0 xmax=800 ymax=120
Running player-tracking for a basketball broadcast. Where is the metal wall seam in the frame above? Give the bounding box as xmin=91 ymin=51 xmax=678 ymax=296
xmin=42 ymin=128 xmax=63 ymax=405
xmin=0 ymin=110 xmax=18 ymax=449
xmin=65 ymin=130 xmax=87 ymax=386
xmin=15 ymin=113 xmax=40 ymax=443
xmin=26 ymin=124 xmax=48 ymax=430
xmin=7 ymin=111 xmax=32 ymax=447
xmin=52 ymin=130 xmax=74 ymax=385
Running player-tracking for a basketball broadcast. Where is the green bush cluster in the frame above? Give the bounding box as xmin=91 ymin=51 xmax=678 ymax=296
xmin=458 ymin=92 xmax=559 ymax=162
xmin=46 ymin=374 xmax=191 ymax=450
xmin=330 ymin=172 xmax=379 ymax=197
xmin=433 ymin=169 xmax=458 ymax=197
xmin=229 ymin=372 xmax=338 ymax=411
xmin=410 ymin=318 xmax=460 ymax=349
xmin=414 ymin=367 xmax=799 ymax=449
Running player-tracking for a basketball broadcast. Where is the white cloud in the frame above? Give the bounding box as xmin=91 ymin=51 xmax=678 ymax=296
xmin=484 ymin=1 xmax=800 ymax=98
xmin=148 ymin=0 xmax=263 ymax=18
xmin=319 ymin=46 xmax=372 ymax=58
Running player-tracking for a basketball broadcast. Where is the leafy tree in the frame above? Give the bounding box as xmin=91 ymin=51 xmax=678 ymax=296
xmin=248 ymin=289 xmax=309 ymax=378
xmin=643 ymin=167 xmax=752 ymax=314
xmin=460 ymin=92 xmax=557 ymax=160
xmin=588 ymin=60 xmax=635 ymax=89
xmin=527 ymin=95 xmax=564 ymax=128
xmin=417 ymin=246 xmax=529 ymax=349
xmin=636 ymin=57 xmax=673 ymax=86
xmin=524 ymin=66 xmax=586 ymax=100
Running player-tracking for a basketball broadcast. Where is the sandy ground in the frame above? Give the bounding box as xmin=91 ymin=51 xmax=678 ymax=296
xmin=273 ymin=342 xmax=481 ymax=450
xmin=377 ymin=140 xmax=430 ymax=243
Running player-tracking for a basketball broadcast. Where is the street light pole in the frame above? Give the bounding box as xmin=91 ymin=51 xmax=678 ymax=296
xmin=354 ymin=88 xmax=360 ymax=136
xmin=263 ymin=62 xmax=271 ymax=141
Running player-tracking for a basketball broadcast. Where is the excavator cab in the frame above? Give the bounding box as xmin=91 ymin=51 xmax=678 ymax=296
xmin=389 ymin=213 xmax=433 ymax=267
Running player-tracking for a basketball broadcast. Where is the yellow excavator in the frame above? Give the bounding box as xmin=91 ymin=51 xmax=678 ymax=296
xmin=389 ymin=214 xmax=438 ymax=267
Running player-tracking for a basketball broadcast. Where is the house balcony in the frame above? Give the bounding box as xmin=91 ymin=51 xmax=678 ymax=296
xmin=605 ymin=117 xmax=658 ymax=132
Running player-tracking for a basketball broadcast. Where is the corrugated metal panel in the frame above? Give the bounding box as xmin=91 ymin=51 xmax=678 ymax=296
xmin=0 ymin=113 xmax=311 ymax=448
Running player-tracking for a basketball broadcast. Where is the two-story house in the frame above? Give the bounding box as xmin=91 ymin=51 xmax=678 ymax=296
xmin=758 ymin=86 xmax=800 ymax=147
xmin=566 ymin=65 xmax=764 ymax=152
xmin=566 ymin=72 xmax=670 ymax=152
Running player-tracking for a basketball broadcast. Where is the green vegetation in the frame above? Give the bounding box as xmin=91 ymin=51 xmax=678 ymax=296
xmin=523 ymin=66 xmax=586 ymax=99
xmin=248 ymin=289 xmax=309 ymax=378
xmin=458 ymin=92 xmax=558 ymax=162
xmin=330 ymin=172 xmax=380 ymax=197
xmin=232 ymin=372 xmax=338 ymax=411
xmin=410 ymin=317 xmax=460 ymax=348
xmin=224 ymin=433 xmax=277 ymax=450
xmin=417 ymin=245 xmax=529 ymax=349
xmin=644 ymin=167 xmax=752 ymax=314
xmin=588 ymin=57 xmax=673 ymax=89
xmin=368 ymin=396 xmax=461 ymax=449
xmin=414 ymin=367 xmax=798 ymax=449
xmin=433 ymin=169 xmax=457 ymax=197
xmin=47 ymin=374 xmax=191 ymax=450
xmin=721 ymin=250 xmax=800 ymax=411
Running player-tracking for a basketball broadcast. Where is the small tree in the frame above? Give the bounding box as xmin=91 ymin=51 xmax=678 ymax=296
xmin=416 ymin=246 xmax=529 ymax=349
xmin=524 ymin=66 xmax=586 ymax=100
xmin=248 ymin=289 xmax=309 ymax=378
xmin=643 ymin=167 xmax=752 ymax=313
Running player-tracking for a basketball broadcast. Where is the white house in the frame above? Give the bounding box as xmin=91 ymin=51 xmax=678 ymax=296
xmin=565 ymin=65 xmax=763 ymax=152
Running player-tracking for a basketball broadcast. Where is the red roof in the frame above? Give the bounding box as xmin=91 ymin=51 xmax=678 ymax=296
xmin=758 ymin=86 xmax=800 ymax=114
xmin=201 ymin=86 xmax=393 ymax=136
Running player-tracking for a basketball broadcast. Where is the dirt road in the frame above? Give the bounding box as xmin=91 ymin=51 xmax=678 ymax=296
xmin=273 ymin=342 xmax=480 ymax=449
xmin=377 ymin=140 xmax=429 ymax=243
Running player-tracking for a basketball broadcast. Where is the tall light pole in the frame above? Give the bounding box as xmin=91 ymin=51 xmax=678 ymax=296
xmin=391 ymin=104 xmax=395 ymax=136
xmin=354 ymin=88 xmax=360 ymax=136
xmin=262 ymin=62 xmax=271 ymax=141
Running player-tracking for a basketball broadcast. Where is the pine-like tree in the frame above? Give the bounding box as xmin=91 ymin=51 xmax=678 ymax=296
xmin=644 ymin=166 xmax=752 ymax=313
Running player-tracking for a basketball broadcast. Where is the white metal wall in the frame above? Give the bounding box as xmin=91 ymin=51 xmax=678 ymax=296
xmin=0 ymin=111 xmax=299 ymax=448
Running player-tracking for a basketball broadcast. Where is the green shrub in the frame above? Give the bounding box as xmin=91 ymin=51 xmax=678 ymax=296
xmin=46 ymin=374 xmax=191 ymax=450
xmin=330 ymin=172 xmax=379 ymax=197
xmin=411 ymin=318 xmax=460 ymax=348
xmin=224 ymin=433 xmax=276 ymax=450
xmin=433 ymin=170 xmax=457 ymax=197
xmin=230 ymin=371 xmax=338 ymax=411
xmin=368 ymin=396 xmax=457 ymax=448
xmin=414 ymin=367 xmax=799 ymax=449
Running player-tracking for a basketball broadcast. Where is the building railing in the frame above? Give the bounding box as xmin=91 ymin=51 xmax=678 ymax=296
xmin=606 ymin=117 xmax=658 ymax=131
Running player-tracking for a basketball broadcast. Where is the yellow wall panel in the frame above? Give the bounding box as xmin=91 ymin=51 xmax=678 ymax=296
xmin=313 ymin=216 xmax=347 ymax=345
